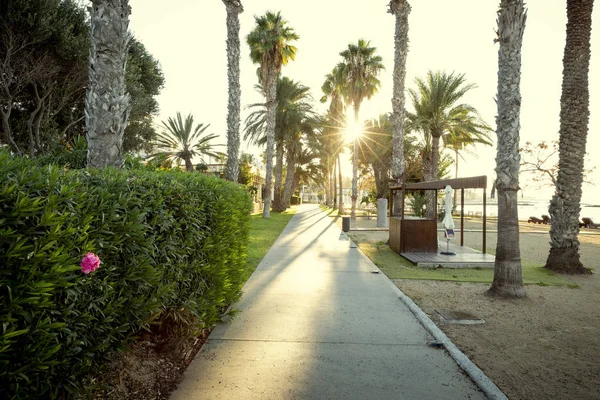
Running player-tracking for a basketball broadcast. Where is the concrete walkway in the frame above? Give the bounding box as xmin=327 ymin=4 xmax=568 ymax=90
xmin=172 ymin=204 xmax=487 ymax=399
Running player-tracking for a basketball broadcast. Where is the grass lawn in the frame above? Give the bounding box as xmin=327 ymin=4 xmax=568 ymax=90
xmin=244 ymin=207 xmax=297 ymax=281
xmin=358 ymin=242 xmax=575 ymax=287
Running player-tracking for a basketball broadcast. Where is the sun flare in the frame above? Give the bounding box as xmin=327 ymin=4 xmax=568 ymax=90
xmin=345 ymin=119 xmax=363 ymax=143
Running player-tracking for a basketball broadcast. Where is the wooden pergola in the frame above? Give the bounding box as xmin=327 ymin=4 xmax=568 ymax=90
xmin=389 ymin=175 xmax=488 ymax=254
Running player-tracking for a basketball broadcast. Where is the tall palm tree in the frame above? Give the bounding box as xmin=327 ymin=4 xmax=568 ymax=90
xmin=407 ymin=71 xmax=482 ymax=217
xmin=149 ymin=112 xmax=222 ymax=172
xmin=85 ymin=0 xmax=132 ymax=168
xmin=388 ymin=0 xmax=411 ymax=216
xmin=223 ymin=0 xmax=243 ymax=182
xmin=338 ymin=39 xmax=385 ymax=219
xmin=321 ymin=66 xmax=347 ymax=214
xmin=488 ymin=0 xmax=527 ymax=298
xmin=545 ymin=0 xmax=594 ymax=274
xmin=244 ymin=77 xmax=313 ymax=211
xmin=247 ymin=11 xmax=298 ymax=218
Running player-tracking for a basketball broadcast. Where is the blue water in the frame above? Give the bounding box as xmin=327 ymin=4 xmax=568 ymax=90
xmin=458 ymin=201 xmax=600 ymax=222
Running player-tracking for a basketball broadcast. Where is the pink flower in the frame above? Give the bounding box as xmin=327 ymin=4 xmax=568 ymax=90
xmin=80 ymin=252 xmax=101 ymax=274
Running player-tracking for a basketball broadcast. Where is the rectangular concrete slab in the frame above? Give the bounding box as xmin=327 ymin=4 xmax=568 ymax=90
xmin=173 ymin=340 xmax=486 ymax=400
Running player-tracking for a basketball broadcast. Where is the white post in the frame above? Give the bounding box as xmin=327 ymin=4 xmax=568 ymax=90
xmin=377 ymin=198 xmax=388 ymax=228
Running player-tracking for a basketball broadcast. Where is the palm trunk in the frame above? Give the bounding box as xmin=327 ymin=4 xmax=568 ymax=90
xmin=272 ymin=142 xmax=284 ymax=211
xmin=185 ymin=157 xmax=194 ymax=172
xmin=281 ymin=150 xmax=296 ymax=208
xmin=86 ymin=0 xmax=132 ymax=168
xmin=423 ymin=146 xmax=435 ymax=219
xmin=332 ymin=156 xmax=338 ymax=209
xmin=389 ymin=0 xmax=410 ymax=190
xmin=545 ymin=0 xmax=593 ymax=274
xmin=262 ymin=67 xmax=278 ymax=218
xmin=488 ymin=0 xmax=527 ymax=298
xmin=223 ymin=0 xmax=243 ymax=182
xmin=351 ymin=105 xmax=360 ymax=219
xmin=338 ymin=153 xmax=344 ymax=214
xmin=453 ymin=148 xmax=459 ymax=208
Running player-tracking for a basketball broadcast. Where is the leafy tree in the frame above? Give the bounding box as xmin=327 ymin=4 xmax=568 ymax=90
xmin=247 ymin=11 xmax=298 ymax=218
xmin=0 ymin=1 xmax=163 ymax=158
xmin=0 ymin=0 xmax=89 ymax=156
xmin=338 ymin=39 xmax=385 ymax=219
xmin=149 ymin=112 xmax=222 ymax=172
xmin=545 ymin=0 xmax=595 ymax=274
xmin=85 ymin=0 xmax=132 ymax=168
xmin=122 ymin=38 xmax=165 ymax=153
xmin=488 ymin=0 xmax=527 ymax=298
xmin=223 ymin=0 xmax=244 ymax=182
xmin=238 ymin=152 xmax=255 ymax=186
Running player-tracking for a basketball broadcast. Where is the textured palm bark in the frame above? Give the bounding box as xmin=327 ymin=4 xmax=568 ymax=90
xmin=262 ymin=69 xmax=278 ymax=218
xmin=488 ymin=0 xmax=527 ymax=298
xmin=272 ymin=143 xmax=284 ymax=211
xmin=223 ymin=0 xmax=243 ymax=182
xmin=184 ymin=157 xmax=193 ymax=172
xmin=351 ymin=106 xmax=360 ymax=220
xmin=545 ymin=0 xmax=594 ymax=274
xmin=281 ymin=150 xmax=296 ymax=208
xmin=86 ymin=0 xmax=132 ymax=168
xmin=332 ymin=158 xmax=338 ymax=209
xmin=389 ymin=0 xmax=410 ymax=213
xmin=423 ymin=148 xmax=435 ymax=219
xmin=338 ymin=154 xmax=344 ymax=214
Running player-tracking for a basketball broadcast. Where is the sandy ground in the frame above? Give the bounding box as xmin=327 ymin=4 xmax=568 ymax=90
xmin=339 ymin=214 xmax=600 ymax=400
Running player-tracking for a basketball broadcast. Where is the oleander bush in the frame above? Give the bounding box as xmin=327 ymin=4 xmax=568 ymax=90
xmin=0 ymin=150 xmax=251 ymax=399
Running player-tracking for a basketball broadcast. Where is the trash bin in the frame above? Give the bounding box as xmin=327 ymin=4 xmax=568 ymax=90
xmin=342 ymin=216 xmax=350 ymax=232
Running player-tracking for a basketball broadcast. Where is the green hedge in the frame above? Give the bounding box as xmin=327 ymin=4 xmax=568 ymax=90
xmin=0 ymin=150 xmax=252 ymax=399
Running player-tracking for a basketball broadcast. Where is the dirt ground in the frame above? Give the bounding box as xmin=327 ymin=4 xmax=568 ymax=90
xmin=343 ymin=215 xmax=600 ymax=400
xmin=92 ymin=329 xmax=209 ymax=399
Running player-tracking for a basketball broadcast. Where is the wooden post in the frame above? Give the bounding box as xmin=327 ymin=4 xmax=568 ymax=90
xmin=389 ymin=188 xmax=394 ymax=218
xmin=400 ymin=186 xmax=405 ymax=219
xmin=461 ymin=188 xmax=464 ymax=247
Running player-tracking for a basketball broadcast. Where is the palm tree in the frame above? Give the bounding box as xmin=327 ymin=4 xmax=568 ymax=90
xmin=247 ymin=11 xmax=298 ymax=218
xmin=442 ymin=110 xmax=493 ymax=206
xmin=545 ymin=0 xmax=594 ymax=275
xmin=321 ymin=66 xmax=347 ymax=214
xmin=488 ymin=0 xmax=527 ymax=298
xmin=281 ymin=118 xmax=319 ymax=208
xmin=359 ymin=114 xmax=393 ymax=199
xmin=407 ymin=71 xmax=482 ymax=217
xmin=338 ymin=39 xmax=385 ymax=219
xmin=223 ymin=0 xmax=243 ymax=182
xmin=149 ymin=112 xmax=222 ymax=172
xmin=244 ymin=77 xmax=313 ymax=211
xmin=388 ymin=0 xmax=411 ymax=216
xmin=85 ymin=0 xmax=132 ymax=168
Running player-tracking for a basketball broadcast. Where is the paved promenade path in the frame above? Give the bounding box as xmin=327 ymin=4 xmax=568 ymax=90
xmin=172 ymin=204 xmax=486 ymax=399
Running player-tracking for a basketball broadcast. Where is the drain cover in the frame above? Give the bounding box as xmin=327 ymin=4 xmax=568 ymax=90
xmin=435 ymin=309 xmax=485 ymax=325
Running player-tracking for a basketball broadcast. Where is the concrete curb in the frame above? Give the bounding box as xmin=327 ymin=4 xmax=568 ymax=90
xmin=392 ymin=285 xmax=508 ymax=400
xmin=350 ymin=239 xmax=508 ymax=400
xmin=383 ymin=276 xmax=507 ymax=399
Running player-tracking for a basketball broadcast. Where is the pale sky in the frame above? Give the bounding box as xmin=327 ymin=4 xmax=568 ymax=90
xmin=128 ymin=0 xmax=600 ymax=203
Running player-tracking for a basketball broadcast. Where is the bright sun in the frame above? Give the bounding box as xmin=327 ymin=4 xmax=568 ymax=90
xmin=345 ymin=119 xmax=363 ymax=143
